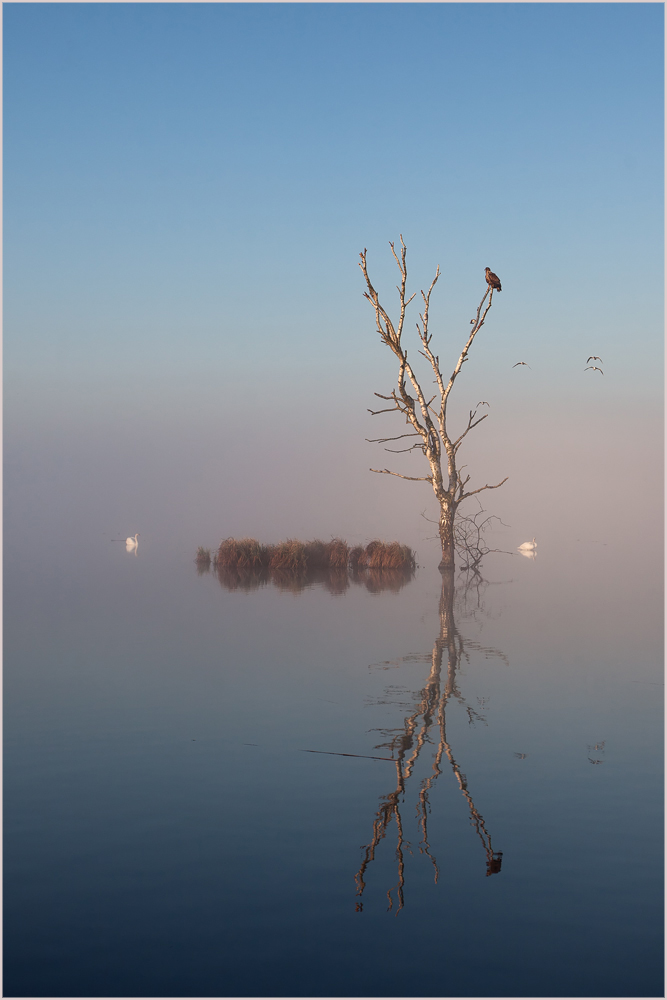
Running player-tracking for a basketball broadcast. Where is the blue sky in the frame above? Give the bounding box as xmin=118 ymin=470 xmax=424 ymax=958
xmin=4 ymin=3 xmax=663 ymax=559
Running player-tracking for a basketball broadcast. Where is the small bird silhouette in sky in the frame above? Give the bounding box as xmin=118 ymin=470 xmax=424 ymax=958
xmin=585 ymin=366 xmax=604 ymax=374
xmin=513 ymin=361 xmax=531 ymax=368
xmin=587 ymin=356 xmax=604 ymax=364
xmin=476 ymin=401 xmax=490 ymax=407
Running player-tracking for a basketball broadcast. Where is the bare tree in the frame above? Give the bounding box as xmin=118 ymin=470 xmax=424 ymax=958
xmin=360 ymin=237 xmax=507 ymax=571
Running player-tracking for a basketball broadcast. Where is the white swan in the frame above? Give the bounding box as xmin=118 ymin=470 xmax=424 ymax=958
xmin=126 ymin=533 xmax=139 ymax=549
xmin=517 ymin=537 xmax=536 ymax=551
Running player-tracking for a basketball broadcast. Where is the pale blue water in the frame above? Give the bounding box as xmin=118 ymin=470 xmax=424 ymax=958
xmin=4 ymin=531 xmax=663 ymax=997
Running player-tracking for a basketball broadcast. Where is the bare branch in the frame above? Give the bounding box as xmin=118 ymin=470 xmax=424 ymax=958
xmin=359 ymin=251 xmax=400 ymax=348
xmin=415 ymin=268 xmax=444 ymax=400
xmin=441 ymin=288 xmax=493 ymax=414
xmin=459 ymin=477 xmax=509 ymax=502
xmin=384 ymin=444 xmax=424 ymax=453
xmin=387 ymin=234 xmax=414 ymax=346
xmin=366 ymin=434 xmax=421 ymax=444
xmin=453 ymin=412 xmax=488 ymax=452
xmin=397 ymin=287 xmax=417 ymax=309
xmin=370 ymin=468 xmax=433 ymax=482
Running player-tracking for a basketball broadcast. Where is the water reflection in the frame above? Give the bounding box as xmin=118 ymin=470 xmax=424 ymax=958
xmin=211 ymin=556 xmax=507 ymax=910
xmin=207 ymin=552 xmax=509 ymax=909
xmin=212 ymin=561 xmax=415 ymax=595
xmin=356 ymin=568 xmax=506 ymax=913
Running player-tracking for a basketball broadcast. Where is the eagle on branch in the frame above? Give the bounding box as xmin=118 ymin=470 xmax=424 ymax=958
xmin=485 ymin=267 xmax=502 ymax=292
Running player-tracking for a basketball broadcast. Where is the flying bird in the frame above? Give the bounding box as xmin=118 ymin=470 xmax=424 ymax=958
xmin=476 ymin=401 xmax=490 ymax=407
xmin=485 ymin=267 xmax=502 ymax=291
xmin=587 ymin=356 xmax=603 ymax=364
xmin=513 ymin=362 xmax=531 ymax=368
xmin=585 ymin=366 xmax=604 ymax=374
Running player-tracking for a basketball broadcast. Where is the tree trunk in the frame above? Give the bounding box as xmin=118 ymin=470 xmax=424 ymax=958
xmin=438 ymin=504 xmax=456 ymax=571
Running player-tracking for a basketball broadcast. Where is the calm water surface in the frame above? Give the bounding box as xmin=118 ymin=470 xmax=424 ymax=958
xmin=4 ymin=532 xmax=663 ymax=997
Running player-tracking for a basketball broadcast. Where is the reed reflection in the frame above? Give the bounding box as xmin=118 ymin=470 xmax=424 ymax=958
xmin=356 ymin=567 xmax=506 ymax=913
xmin=216 ymin=562 xmax=415 ymax=594
xmin=203 ymin=538 xmax=417 ymax=595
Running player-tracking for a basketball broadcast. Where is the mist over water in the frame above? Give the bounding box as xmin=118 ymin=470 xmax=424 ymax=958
xmin=4 ymin=509 xmax=662 ymax=997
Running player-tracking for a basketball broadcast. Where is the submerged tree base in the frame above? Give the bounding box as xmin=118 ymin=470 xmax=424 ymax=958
xmin=196 ymin=538 xmax=416 ymax=594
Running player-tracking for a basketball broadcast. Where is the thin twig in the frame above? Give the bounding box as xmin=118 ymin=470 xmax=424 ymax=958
xmin=370 ymin=468 xmax=433 ymax=482
xmin=366 ymin=433 xmax=421 ymax=444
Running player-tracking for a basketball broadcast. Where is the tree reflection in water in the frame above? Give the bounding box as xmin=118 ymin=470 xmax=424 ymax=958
xmin=211 ymin=556 xmax=505 ymax=913
xmin=355 ymin=567 xmax=507 ymax=913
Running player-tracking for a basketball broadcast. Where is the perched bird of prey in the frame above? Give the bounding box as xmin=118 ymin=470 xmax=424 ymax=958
xmin=485 ymin=267 xmax=502 ymax=291
xmin=587 ymin=356 xmax=603 ymax=364
xmin=585 ymin=366 xmax=604 ymax=374
xmin=513 ymin=361 xmax=531 ymax=368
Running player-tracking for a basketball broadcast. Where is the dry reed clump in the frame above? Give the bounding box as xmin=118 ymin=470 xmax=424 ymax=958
xmin=217 ymin=537 xmax=270 ymax=570
xmin=303 ymin=538 xmax=350 ymax=571
xmin=380 ymin=541 xmax=415 ymax=571
xmin=195 ymin=548 xmax=211 ymax=576
xmin=325 ymin=538 xmax=350 ymax=570
xmin=268 ymin=539 xmax=308 ymax=574
xmin=348 ymin=545 xmax=364 ymax=571
xmin=201 ymin=537 xmax=416 ymax=592
xmin=263 ymin=538 xmax=352 ymax=576
xmin=302 ymin=540 xmax=326 ymax=567
xmin=354 ymin=540 xmax=416 ymax=571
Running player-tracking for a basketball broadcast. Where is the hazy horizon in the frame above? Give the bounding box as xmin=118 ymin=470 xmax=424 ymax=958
xmin=5 ymin=2 xmax=663 ymax=563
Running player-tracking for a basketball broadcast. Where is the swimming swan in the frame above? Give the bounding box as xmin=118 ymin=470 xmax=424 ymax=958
xmin=126 ymin=533 xmax=139 ymax=548
xmin=517 ymin=538 xmax=536 ymax=551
